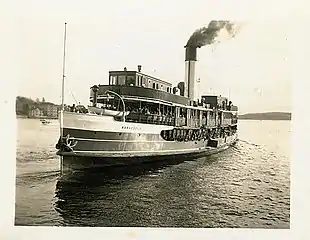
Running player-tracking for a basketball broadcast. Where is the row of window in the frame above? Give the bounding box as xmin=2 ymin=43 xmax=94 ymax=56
xmin=109 ymin=74 xmax=172 ymax=93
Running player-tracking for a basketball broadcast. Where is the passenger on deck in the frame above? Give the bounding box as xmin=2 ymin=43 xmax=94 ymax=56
xmin=228 ymin=101 xmax=232 ymax=111
xmin=142 ymin=107 xmax=150 ymax=114
xmin=71 ymin=104 xmax=76 ymax=112
xmin=155 ymin=107 xmax=160 ymax=115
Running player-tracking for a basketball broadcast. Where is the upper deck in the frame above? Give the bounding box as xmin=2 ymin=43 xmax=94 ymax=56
xmin=92 ymin=85 xmax=190 ymax=106
xmin=90 ymin=66 xmax=238 ymax=112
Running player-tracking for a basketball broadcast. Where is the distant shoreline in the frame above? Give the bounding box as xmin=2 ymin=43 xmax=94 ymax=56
xmin=238 ymin=112 xmax=291 ymax=121
xmin=238 ymin=118 xmax=290 ymax=121
xmin=16 ymin=115 xmax=58 ymax=120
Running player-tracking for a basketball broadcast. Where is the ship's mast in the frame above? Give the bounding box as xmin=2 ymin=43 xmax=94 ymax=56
xmin=61 ymin=22 xmax=67 ymax=112
xmin=60 ymin=23 xmax=67 ymax=139
xmin=59 ymin=23 xmax=67 ymax=173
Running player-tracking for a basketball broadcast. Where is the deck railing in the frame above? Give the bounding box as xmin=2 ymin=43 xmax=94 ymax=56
xmin=125 ymin=112 xmax=176 ymax=126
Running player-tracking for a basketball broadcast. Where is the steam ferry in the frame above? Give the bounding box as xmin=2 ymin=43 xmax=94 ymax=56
xmin=56 ymin=46 xmax=238 ymax=170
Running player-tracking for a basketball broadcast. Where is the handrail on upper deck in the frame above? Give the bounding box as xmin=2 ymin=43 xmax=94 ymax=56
xmin=104 ymin=90 xmax=126 ymax=122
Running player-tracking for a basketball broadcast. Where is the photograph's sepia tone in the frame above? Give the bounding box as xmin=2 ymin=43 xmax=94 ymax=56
xmin=15 ymin=0 xmax=291 ymax=230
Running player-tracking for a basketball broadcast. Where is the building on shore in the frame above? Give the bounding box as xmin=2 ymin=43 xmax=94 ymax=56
xmin=40 ymin=103 xmax=59 ymax=119
xmin=27 ymin=103 xmax=59 ymax=119
xmin=46 ymin=104 xmax=59 ymax=118
xmin=28 ymin=108 xmax=43 ymax=118
xmin=16 ymin=96 xmax=60 ymax=119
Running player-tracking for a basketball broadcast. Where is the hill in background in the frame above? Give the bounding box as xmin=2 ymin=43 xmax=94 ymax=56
xmin=238 ymin=112 xmax=291 ymax=120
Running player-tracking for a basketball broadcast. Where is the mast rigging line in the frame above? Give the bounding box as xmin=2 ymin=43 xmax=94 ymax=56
xmin=66 ymin=80 xmax=79 ymax=105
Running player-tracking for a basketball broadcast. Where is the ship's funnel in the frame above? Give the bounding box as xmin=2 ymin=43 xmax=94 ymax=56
xmin=184 ymin=20 xmax=241 ymax=99
xmin=184 ymin=46 xmax=199 ymax=100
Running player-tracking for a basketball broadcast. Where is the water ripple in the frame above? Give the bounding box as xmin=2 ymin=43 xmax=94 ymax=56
xmin=15 ymin=119 xmax=290 ymax=228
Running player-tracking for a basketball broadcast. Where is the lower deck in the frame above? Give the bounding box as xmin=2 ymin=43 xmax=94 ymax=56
xmin=56 ymin=111 xmax=238 ymax=170
xmin=59 ymin=137 xmax=238 ymax=171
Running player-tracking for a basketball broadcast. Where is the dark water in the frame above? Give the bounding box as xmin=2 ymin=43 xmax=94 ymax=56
xmin=15 ymin=119 xmax=290 ymax=228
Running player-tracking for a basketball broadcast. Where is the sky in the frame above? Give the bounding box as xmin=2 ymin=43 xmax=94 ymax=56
xmin=6 ymin=0 xmax=307 ymax=114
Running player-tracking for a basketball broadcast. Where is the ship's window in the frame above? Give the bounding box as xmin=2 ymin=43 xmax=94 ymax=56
xmin=180 ymin=108 xmax=187 ymax=117
xmin=167 ymin=87 xmax=169 ymax=92
xmin=110 ymin=76 xmax=117 ymax=85
xmin=156 ymin=83 xmax=159 ymax=89
xmin=171 ymin=106 xmax=175 ymax=115
xmin=148 ymin=80 xmax=151 ymax=87
xmin=153 ymin=82 xmax=156 ymax=89
xmin=126 ymin=75 xmax=136 ymax=86
xmin=118 ymin=75 xmax=126 ymax=85
xmin=161 ymin=84 xmax=163 ymax=89
xmin=141 ymin=77 xmax=146 ymax=87
xmin=223 ymin=112 xmax=231 ymax=119
xmin=190 ymin=109 xmax=195 ymax=117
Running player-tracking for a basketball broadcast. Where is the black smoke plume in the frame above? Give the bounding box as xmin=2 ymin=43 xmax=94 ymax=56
xmin=186 ymin=20 xmax=238 ymax=47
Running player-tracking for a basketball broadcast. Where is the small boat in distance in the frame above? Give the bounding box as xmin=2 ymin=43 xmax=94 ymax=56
xmin=40 ymin=119 xmax=51 ymax=125
xmin=55 ymin=23 xmax=238 ymax=171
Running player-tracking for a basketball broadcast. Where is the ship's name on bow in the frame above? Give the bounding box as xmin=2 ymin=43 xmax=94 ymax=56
xmin=121 ymin=126 xmax=142 ymax=131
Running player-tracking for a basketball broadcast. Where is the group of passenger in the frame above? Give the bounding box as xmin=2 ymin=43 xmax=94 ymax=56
xmin=126 ymin=105 xmax=176 ymax=125
xmin=214 ymin=100 xmax=233 ymax=111
xmin=127 ymin=105 xmax=174 ymax=116
xmin=65 ymin=104 xmax=88 ymax=113
xmin=161 ymin=128 xmax=207 ymax=142
xmin=161 ymin=127 xmax=235 ymax=142
xmin=92 ymin=100 xmax=236 ymax=129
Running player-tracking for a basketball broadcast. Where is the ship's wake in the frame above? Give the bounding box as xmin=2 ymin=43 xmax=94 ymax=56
xmin=16 ymin=170 xmax=60 ymax=185
xmin=238 ymin=139 xmax=259 ymax=147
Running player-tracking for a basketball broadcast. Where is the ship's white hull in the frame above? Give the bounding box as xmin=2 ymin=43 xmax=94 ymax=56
xmin=57 ymin=112 xmax=238 ymax=170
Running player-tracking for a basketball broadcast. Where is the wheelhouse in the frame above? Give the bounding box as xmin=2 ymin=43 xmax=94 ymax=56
xmin=108 ymin=68 xmax=173 ymax=93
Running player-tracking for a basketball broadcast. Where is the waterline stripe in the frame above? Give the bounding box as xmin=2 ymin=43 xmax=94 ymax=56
xmin=73 ymin=147 xmax=204 ymax=154
xmin=72 ymin=137 xmax=168 ymax=143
